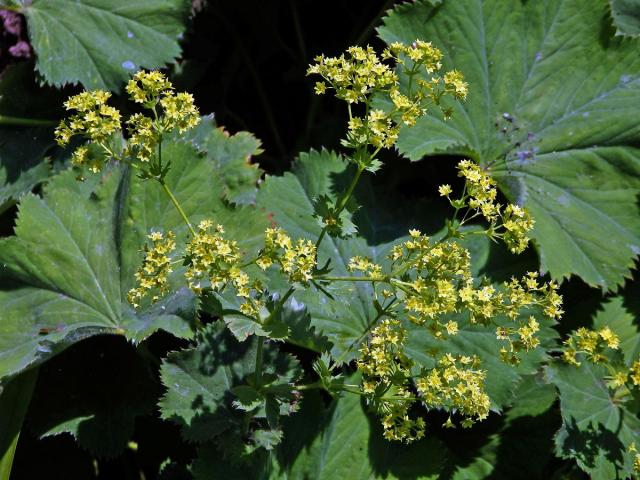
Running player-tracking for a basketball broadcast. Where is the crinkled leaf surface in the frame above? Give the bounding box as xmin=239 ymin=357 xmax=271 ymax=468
xmin=546 ymin=359 xmax=640 ymax=480
xmin=379 ymin=0 xmax=640 ymax=289
xmin=0 ymin=136 xmax=265 ymax=381
xmin=274 ymin=386 xmax=447 ymax=479
xmin=256 ymin=149 xmax=443 ymax=359
xmin=182 ymin=115 xmax=263 ymax=205
xmin=21 ymin=0 xmax=190 ymax=90
xmin=257 ymin=149 xmax=556 ymax=408
xmin=159 ymin=322 xmax=300 ymax=445
xmin=609 ymin=0 xmax=640 ymax=37
xmin=159 ymin=323 xmax=256 ymax=443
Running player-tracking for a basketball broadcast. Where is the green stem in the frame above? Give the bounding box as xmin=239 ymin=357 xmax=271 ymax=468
xmin=159 ymin=180 xmax=196 ymax=237
xmin=294 ymin=380 xmax=323 ymax=391
xmin=254 ymin=287 xmax=295 ymax=387
xmin=315 ymin=275 xmax=382 ymax=282
xmin=315 ymin=163 xmax=366 ymax=251
xmin=0 ymin=116 xmax=57 ymax=127
xmin=254 ymin=338 xmax=264 ymax=387
xmin=0 ymin=369 xmax=38 ymax=480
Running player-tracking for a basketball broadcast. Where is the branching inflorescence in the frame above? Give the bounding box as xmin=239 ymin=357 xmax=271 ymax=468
xmin=56 ymin=42 xmax=567 ymax=445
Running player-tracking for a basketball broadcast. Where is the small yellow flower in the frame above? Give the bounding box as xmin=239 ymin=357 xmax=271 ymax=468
xmin=438 ymin=184 xmax=452 ymax=196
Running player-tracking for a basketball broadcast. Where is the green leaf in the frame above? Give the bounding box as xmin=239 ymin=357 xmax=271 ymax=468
xmin=0 ymin=128 xmax=54 ymax=214
xmin=443 ymin=373 xmax=559 ymax=480
xmin=406 ymin=312 xmax=558 ymax=409
xmin=379 ymin=0 xmax=640 ymax=289
xmin=159 ymin=323 xmax=300 ymax=444
xmin=274 ymin=388 xmax=447 ymax=479
xmin=26 ymin=336 xmax=158 ymax=458
xmin=257 ymin=149 xmax=554 ymax=408
xmin=0 ymin=369 xmax=37 ymax=480
xmin=593 ymin=296 xmax=640 ymax=365
xmin=0 ymin=135 xmax=266 ymax=381
xmin=22 ymin=0 xmax=190 ymax=90
xmin=546 ymin=359 xmax=640 ymax=479
xmin=159 ymin=324 xmax=252 ymax=442
xmin=256 ymin=149 xmax=444 ymax=360
xmin=182 ymin=116 xmax=263 ymax=205
xmin=609 ymin=0 xmax=640 ymax=37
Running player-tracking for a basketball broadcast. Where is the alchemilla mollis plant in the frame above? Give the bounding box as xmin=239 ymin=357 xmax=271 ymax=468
xmin=2 ymin=1 xmax=640 ymax=478
xmin=55 ymin=43 xmax=564 ymax=445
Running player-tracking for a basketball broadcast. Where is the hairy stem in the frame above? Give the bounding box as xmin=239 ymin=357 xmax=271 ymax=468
xmin=315 ymin=162 xmax=366 ymax=250
xmin=160 ymin=180 xmax=196 ymax=236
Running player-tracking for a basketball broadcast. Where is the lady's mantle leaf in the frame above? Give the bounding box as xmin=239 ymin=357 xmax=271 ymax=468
xmin=379 ymin=0 xmax=640 ymax=289
xmin=0 ymin=137 xmax=266 ymax=382
xmin=256 ymin=149 xmax=555 ymax=409
xmin=159 ymin=323 xmax=300 ymax=444
xmin=546 ymin=359 xmax=640 ymax=480
xmin=609 ymin=0 xmax=640 ymax=37
xmin=22 ymin=0 xmax=190 ymax=90
xmin=273 ymin=385 xmax=447 ymax=479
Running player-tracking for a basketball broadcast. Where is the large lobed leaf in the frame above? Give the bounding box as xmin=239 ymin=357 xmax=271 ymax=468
xmin=182 ymin=115 xmax=264 ymax=205
xmin=545 ymin=289 xmax=640 ymax=480
xmin=256 ymin=149 xmax=556 ymax=409
xmin=379 ymin=0 xmax=640 ymax=290
xmin=21 ymin=0 xmax=190 ymax=90
xmin=0 ymin=131 xmax=268 ymax=383
xmin=273 ymin=388 xmax=447 ymax=480
xmin=159 ymin=322 xmax=301 ymax=447
xmin=547 ymin=359 xmax=640 ymax=480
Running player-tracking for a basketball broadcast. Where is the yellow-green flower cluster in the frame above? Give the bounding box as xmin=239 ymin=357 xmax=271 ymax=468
xmin=126 ymin=70 xmax=173 ymax=105
xmin=629 ymin=443 xmax=640 ymax=478
xmin=128 ymin=231 xmax=176 ymax=308
xmin=257 ymin=228 xmax=317 ymax=284
xmin=441 ymin=160 xmax=535 ymax=254
xmin=55 ymin=90 xmax=122 ymax=173
xmin=356 ymin=316 xmax=491 ymax=440
xmin=68 ymin=145 xmax=103 ymax=174
xmin=416 ymin=354 xmax=491 ymax=428
xmin=502 ymin=204 xmax=534 ymax=254
xmin=348 ymin=256 xmax=385 ymax=280
xmin=308 ymin=45 xmax=397 ymax=104
xmin=55 ymin=90 xmax=121 ymax=147
xmin=358 ymin=319 xmax=410 ymax=387
xmin=184 ymin=220 xmax=245 ymax=293
xmin=496 ymin=316 xmax=540 ymax=365
xmin=126 ymin=113 xmax=156 ymax=162
xmin=343 ymin=226 xmax=561 ymax=356
xmin=561 ymin=327 xmax=620 ymax=366
xmin=631 ymin=359 xmax=640 ymax=386
xmin=184 ymin=220 xmax=264 ymax=317
xmin=378 ymin=387 xmax=426 ymax=443
xmin=308 ymin=41 xmax=467 ymax=153
xmin=57 ymin=70 xmax=200 ymax=175
xmin=356 ymin=319 xmax=425 ymax=442
xmin=160 ymin=92 xmax=201 ymax=133
xmin=605 ymin=357 xmax=640 ymax=390
xmin=124 ymin=71 xmax=200 ymax=163
xmin=389 ymin=230 xmax=471 ymax=337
